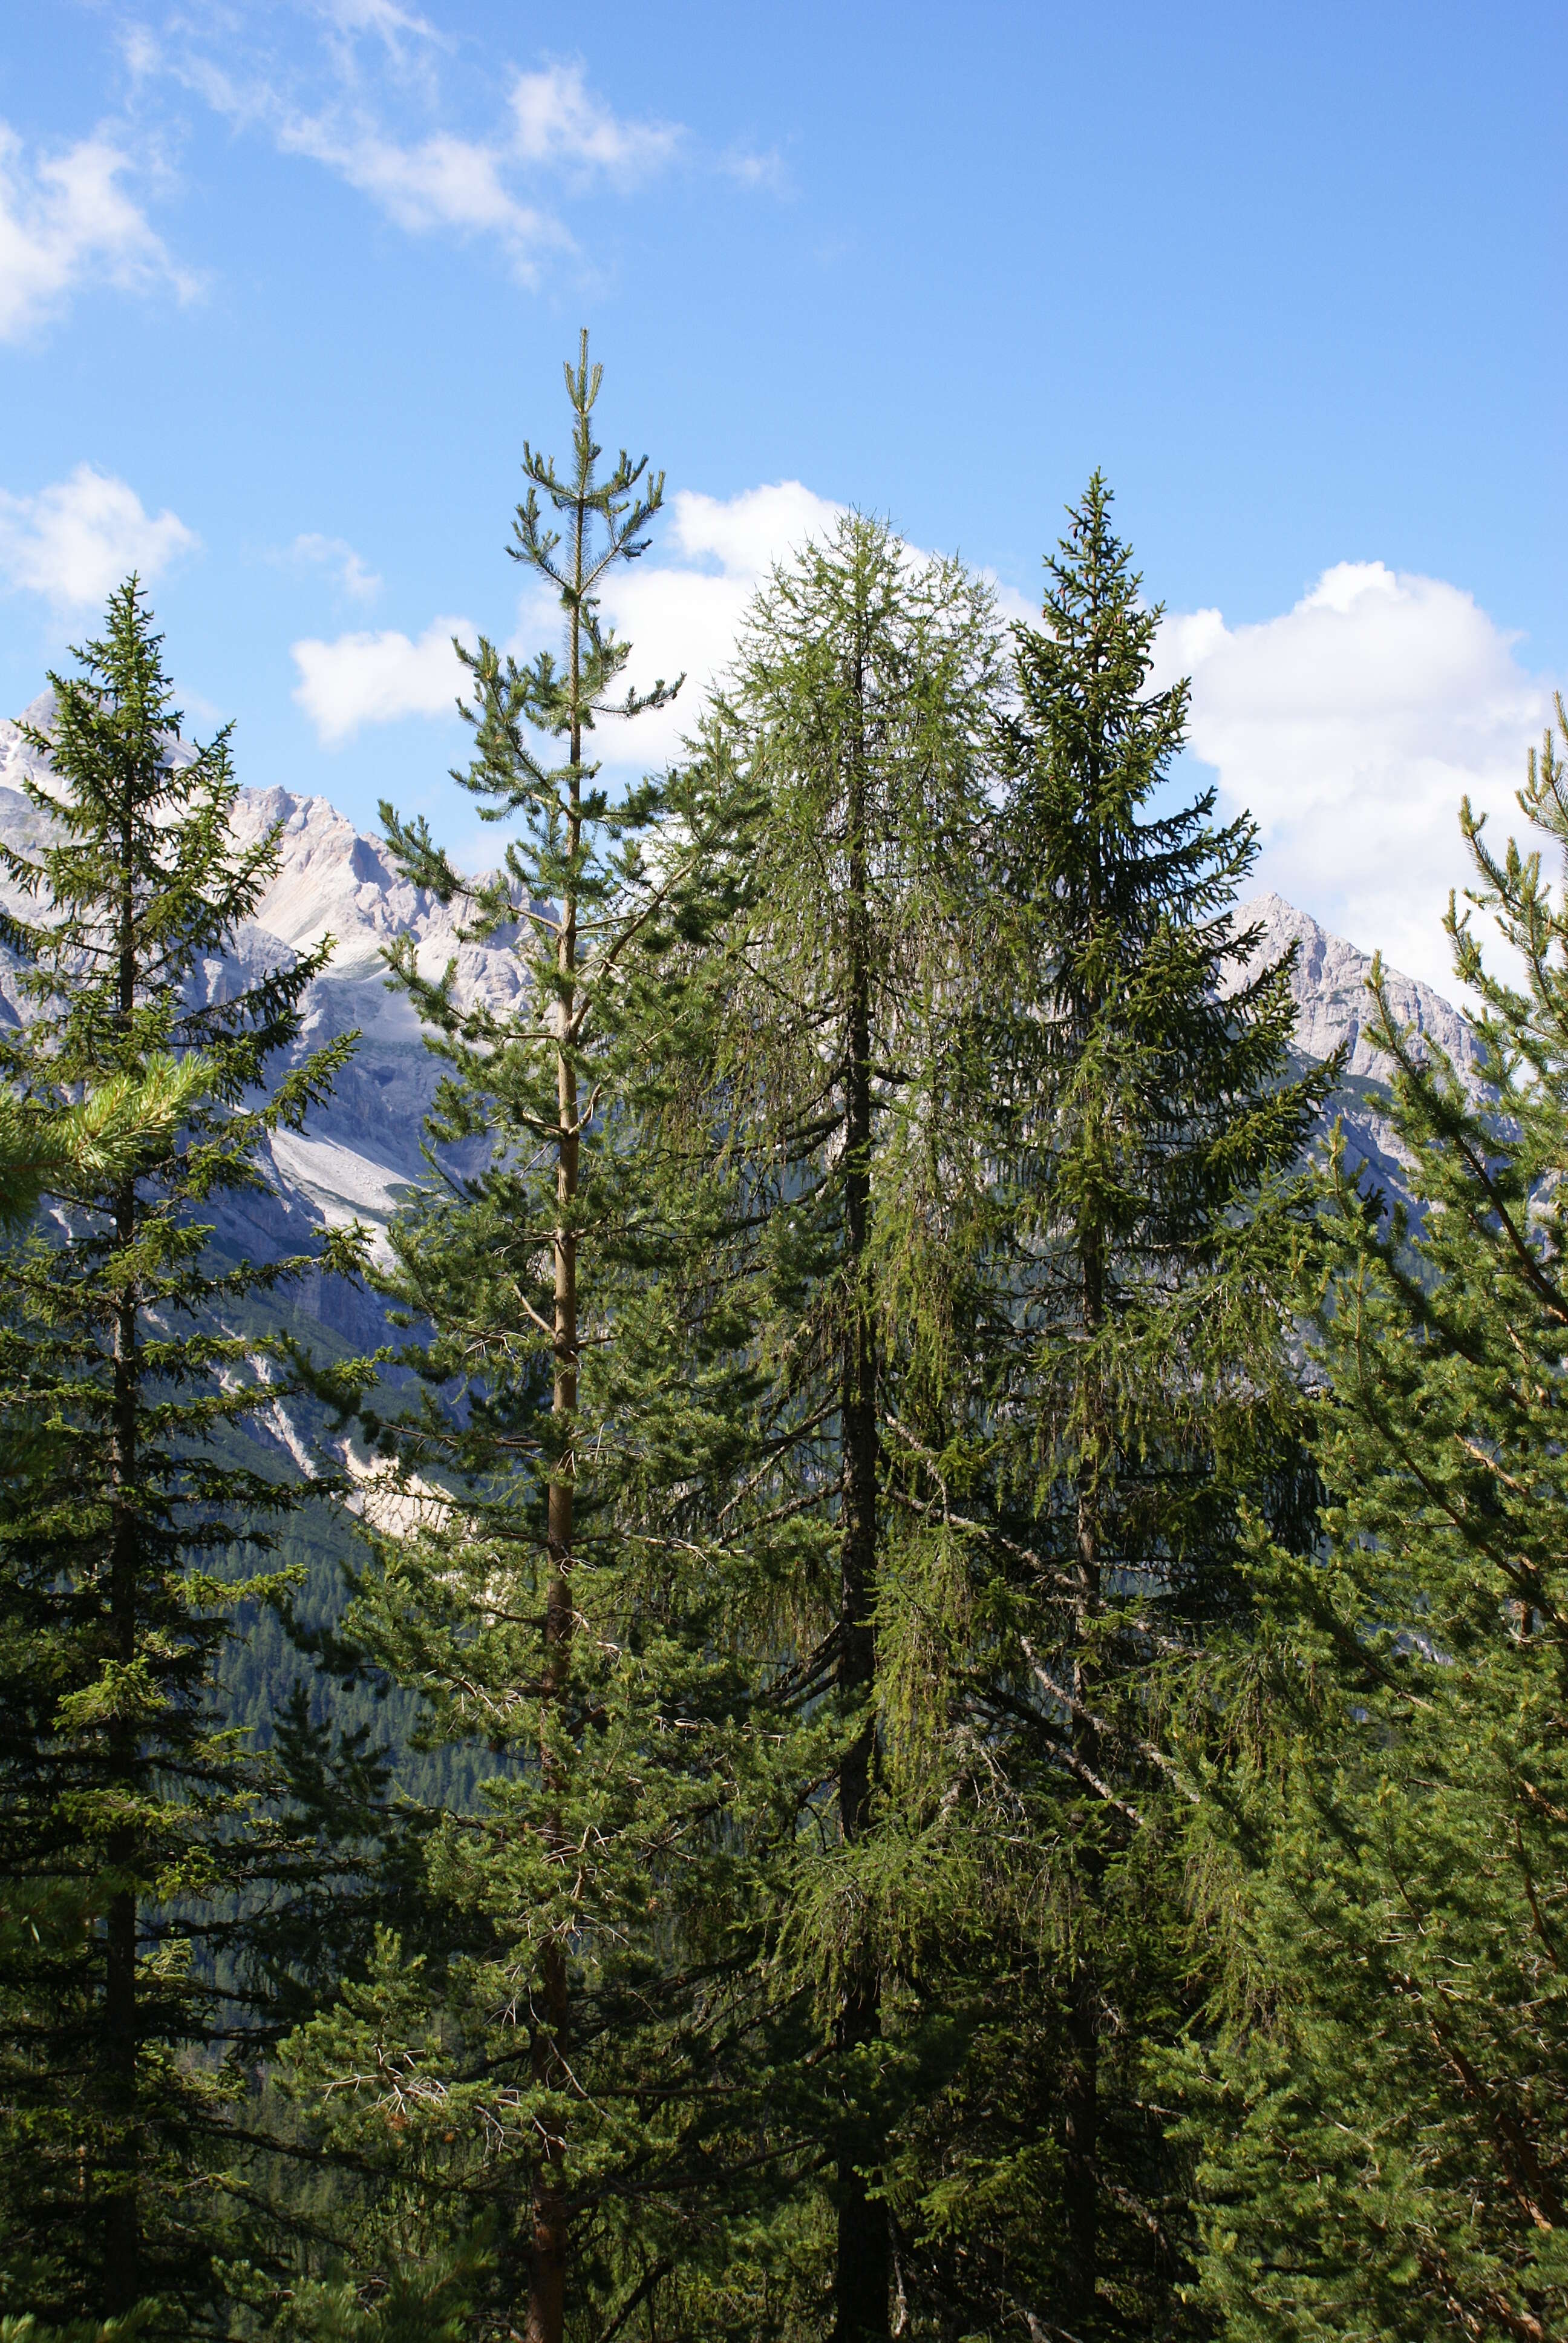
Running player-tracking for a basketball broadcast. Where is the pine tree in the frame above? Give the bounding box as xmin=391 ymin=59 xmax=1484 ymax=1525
xmin=1183 ymin=700 xmax=1568 ymax=2341
xmin=0 ymin=584 xmax=359 ymax=2325
xmin=282 ymin=336 xmax=778 ymax=2343
xmin=884 ymin=478 xmax=1331 ymax=2341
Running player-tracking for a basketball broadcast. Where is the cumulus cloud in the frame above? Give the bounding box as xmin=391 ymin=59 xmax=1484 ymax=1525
xmin=289 ymin=516 xmax=1547 ymax=1000
xmin=0 ymin=122 xmax=195 ymax=341
xmin=589 ymin=482 xmax=845 ymax=767
xmin=510 ymin=62 xmax=682 ymax=185
xmin=1153 ymin=561 xmax=1552 ymax=992
xmin=289 ymin=532 xmax=382 ymax=599
xmin=292 ymin=615 xmax=475 ymax=744
xmin=0 ymin=465 xmax=199 ymax=605
xmin=289 ymin=483 xmax=843 ymax=756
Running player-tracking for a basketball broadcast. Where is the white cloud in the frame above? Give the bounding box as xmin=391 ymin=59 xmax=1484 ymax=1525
xmin=277 ymin=114 xmax=569 ymax=272
xmin=287 ymin=482 xmax=842 ymax=758
xmin=589 ymin=482 xmax=845 ymax=767
xmin=292 ymin=615 xmax=475 ymax=744
xmin=669 ymin=481 xmax=840 ymax=575
xmin=0 ymin=122 xmax=194 ymax=341
xmin=278 ymin=62 xmax=681 ymax=263
xmin=289 ymin=517 xmax=1549 ymax=1004
xmin=320 ymin=0 xmax=441 ymax=48
xmin=160 ymin=14 xmax=777 ymax=273
xmin=509 ymin=61 xmax=682 ymax=185
xmin=1153 ymin=561 xmax=1552 ymax=993
xmin=289 ymin=532 xmax=382 ymax=599
xmin=0 ymin=465 xmax=199 ymax=605
xmin=720 ymin=145 xmax=788 ymax=193
xmin=165 ymin=31 xmax=677 ymax=271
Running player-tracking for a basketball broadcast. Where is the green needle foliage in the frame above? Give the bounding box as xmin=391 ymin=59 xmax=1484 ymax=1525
xmin=883 ymin=479 xmax=1333 ymax=2343
xmin=0 ymin=583 xmax=361 ymax=2328
xmin=679 ymin=513 xmax=1006 ymax=2343
xmin=0 ymin=1057 xmax=212 ymax=1228
xmin=1184 ymin=696 xmax=1568 ymax=2342
xmin=6 ymin=396 xmax=1561 ymax=2343
xmin=283 ymin=338 xmax=773 ymax=2343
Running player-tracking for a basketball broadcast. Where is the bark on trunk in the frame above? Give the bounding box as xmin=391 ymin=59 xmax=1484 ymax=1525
xmin=834 ymin=693 xmax=890 ymax=2343
xmin=1062 ymin=1228 xmax=1105 ymax=2335
xmin=525 ymin=503 xmax=585 ymax=2343
xmin=102 ymin=793 xmax=141 ymax=2315
xmin=102 ymin=1256 xmax=140 ymax=2313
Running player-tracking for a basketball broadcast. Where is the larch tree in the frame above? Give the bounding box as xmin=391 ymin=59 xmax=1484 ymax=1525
xmin=685 ymin=513 xmax=1005 ymax=2343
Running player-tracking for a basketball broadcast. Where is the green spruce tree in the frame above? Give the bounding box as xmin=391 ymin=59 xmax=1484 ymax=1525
xmin=0 ymin=585 xmax=360 ymax=2326
xmin=1183 ymin=700 xmax=1568 ymax=2341
xmin=884 ymin=478 xmax=1330 ymax=2342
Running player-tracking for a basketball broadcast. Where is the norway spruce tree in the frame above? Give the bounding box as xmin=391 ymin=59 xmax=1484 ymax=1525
xmin=0 ymin=585 xmax=359 ymax=2325
xmin=883 ymin=479 xmax=1331 ymax=2342
xmin=281 ymin=337 xmax=777 ymax=2343
xmin=1184 ymin=701 xmax=1568 ymax=2342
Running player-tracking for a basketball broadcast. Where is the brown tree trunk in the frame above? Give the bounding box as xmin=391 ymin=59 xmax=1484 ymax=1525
xmin=102 ymin=1256 xmax=140 ymax=2315
xmin=526 ymin=1133 xmax=575 ymax=2343
xmin=102 ymin=799 xmax=141 ymax=2315
xmin=1063 ymin=1234 xmax=1105 ymax=2337
xmin=834 ymin=707 xmax=890 ymax=2343
xmin=526 ymin=506 xmax=584 ymax=2343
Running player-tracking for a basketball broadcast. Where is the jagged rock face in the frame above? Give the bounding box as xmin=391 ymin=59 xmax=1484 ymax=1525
xmin=0 ymin=700 xmax=524 ymax=1259
xmin=1231 ymin=890 xmax=1480 ymax=1087
xmin=220 ymin=788 xmax=533 ymax=1251
xmin=0 ymin=693 xmax=1491 ymax=1485
xmin=1228 ymin=890 xmax=1481 ymax=1206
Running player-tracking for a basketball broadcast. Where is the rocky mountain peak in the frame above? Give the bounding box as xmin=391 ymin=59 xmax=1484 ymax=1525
xmin=1233 ymin=889 xmax=1481 ymax=1084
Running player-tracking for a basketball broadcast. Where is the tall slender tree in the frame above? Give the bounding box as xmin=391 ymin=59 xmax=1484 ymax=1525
xmin=883 ymin=478 xmax=1331 ymax=2341
xmin=0 ymin=583 xmax=360 ymax=2325
xmin=286 ymin=336 xmax=779 ymax=2343
xmin=688 ymin=513 xmax=1004 ymax=2342
xmin=1183 ymin=701 xmax=1568 ymax=2343
xmin=388 ymin=329 xmax=679 ymax=2343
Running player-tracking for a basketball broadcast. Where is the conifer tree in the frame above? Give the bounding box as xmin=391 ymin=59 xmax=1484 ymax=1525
xmin=0 ymin=1057 xmax=208 ymax=1226
xmin=884 ymin=479 xmax=1331 ymax=2341
xmin=0 ymin=585 xmax=359 ymax=2325
xmin=1184 ymin=700 xmax=1568 ymax=2342
xmin=681 ymin=513 xmax=1004 ymax=2342
xmin=284 ymin=337 xmax=775 ymax=2343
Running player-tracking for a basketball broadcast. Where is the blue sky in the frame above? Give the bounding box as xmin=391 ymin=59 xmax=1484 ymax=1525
xmin=1 ymin=0 xmax=1563 ymax=988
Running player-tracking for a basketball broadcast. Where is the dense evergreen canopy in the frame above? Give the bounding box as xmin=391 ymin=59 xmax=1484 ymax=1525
xmin=1183 ymin=697 xmax=1568 ymax=2343
xmin=0 ymin=354 xmax=1557 ymax=2343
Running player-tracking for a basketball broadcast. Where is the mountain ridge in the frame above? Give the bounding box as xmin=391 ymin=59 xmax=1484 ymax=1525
xmin=0 ymin=696 xmax=1477 ymax=1274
